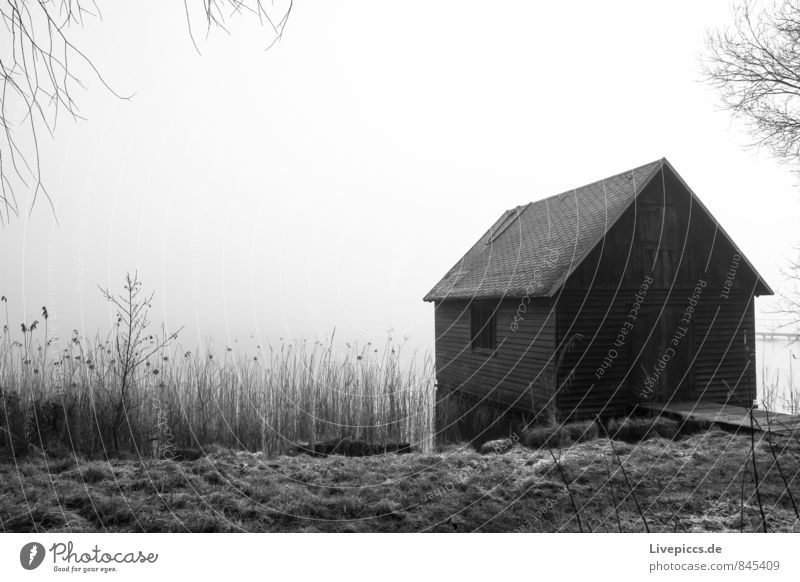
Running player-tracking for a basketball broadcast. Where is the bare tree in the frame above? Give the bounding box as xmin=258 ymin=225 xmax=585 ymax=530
xmin=98 ymin=272 xmax=182 ymax=452
xmin=703 ymin=1 xmax=800 ymax=165
xmin=705 ymin=2 xmax=800 ymax=334
xmin=0 ymin=1 xmax=292 ymax=224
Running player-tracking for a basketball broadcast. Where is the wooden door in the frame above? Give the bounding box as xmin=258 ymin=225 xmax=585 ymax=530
xmin=630 ymin=309 xmax=665 ymax=403
xmin=630 ymin=308 xmax=693 ymax=404
xmin=661 ymin=307 xmax=693 ymax=402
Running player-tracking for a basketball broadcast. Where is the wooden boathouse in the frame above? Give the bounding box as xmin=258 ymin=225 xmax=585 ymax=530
xmin=424 ymin=158 xmax=772 ymax=440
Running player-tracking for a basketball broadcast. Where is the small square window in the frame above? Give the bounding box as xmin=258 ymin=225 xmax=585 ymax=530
xmin=471 ymin=306 xmax=496 ymax=350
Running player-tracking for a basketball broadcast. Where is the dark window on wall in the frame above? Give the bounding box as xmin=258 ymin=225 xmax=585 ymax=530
xmin=470 ymin=306 xmax=496 ymax=350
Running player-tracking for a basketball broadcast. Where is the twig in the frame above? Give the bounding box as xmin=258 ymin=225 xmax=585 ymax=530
xmin=545 ymin=441 xmax=584 ymax=533
xmin=598 ymin=418 xmax=650 ymax=533
xmin=744 ymin=338 xmax=768 ymax=533
xmin=740 ymin=453 xmax=746 ymax=532
xmin=602 ymin=451 xmax=623 ymax=533
xmin=753 ymin=409 xmax=799 ymax=520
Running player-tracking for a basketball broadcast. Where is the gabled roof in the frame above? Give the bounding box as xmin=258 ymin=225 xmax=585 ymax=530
xmin=423 ymin=158 xmax=772 ymax=301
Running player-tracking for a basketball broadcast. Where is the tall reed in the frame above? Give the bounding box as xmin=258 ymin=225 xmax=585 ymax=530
xmin=0 ymin=300 xmax=434 ymax=458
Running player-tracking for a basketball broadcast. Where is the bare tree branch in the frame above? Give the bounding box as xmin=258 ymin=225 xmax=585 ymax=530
xmin=0 ymin=1 xmax=292 ymax=225
xmin=703 ymin=1 xmax=800 ymax=166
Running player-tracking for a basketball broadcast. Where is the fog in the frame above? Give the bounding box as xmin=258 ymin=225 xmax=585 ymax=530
xmin=1 ymin=1 xmax=798 ymax=356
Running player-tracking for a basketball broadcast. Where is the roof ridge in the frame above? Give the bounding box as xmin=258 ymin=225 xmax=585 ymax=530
xmin=521 ymin=158 xmax=665 ymax=209
xmin=543 ymin=160 xmax=665 ymax=294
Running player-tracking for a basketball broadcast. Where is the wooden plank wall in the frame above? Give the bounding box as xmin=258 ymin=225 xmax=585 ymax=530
xmin=555 ymin=288 xmax=644 ymax=419
xmin=554 ymin=290 xmax=755 ymax=419
xmin=693 ymin=294 xmax=756 ymax=408
xmin=557 ymin=167 xmax=762 ymax=418
xmin=433 ymin=298 xmax=557 ymax=413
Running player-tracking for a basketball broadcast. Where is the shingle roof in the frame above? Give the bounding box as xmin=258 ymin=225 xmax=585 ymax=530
xmin=423 ymin=158 xmax=772 ymax=301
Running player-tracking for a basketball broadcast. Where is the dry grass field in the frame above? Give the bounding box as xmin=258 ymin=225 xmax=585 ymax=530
xmin=2 ymin=427 xmax=799 ymax=533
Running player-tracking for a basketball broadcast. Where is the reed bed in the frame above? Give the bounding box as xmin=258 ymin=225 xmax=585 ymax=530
xmin=759 ymin=367 xmax=800 ymax=415
xmin=0 ymin=297 xmax=434 ymax=458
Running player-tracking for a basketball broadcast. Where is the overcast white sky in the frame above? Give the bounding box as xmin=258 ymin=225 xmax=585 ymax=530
xmin=1 ymin=0 xmax=798 ymax=354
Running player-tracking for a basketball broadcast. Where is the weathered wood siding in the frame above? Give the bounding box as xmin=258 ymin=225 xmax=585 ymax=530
xmin=554 ymin=288 xmax=649 ymax=419
xmin=692 ymin=293 xmax=756 ymax=408
xmin=433 ymin=298 xmax=556 ymax=413
xmin=556 ymin=167 xmax=761 ymax=418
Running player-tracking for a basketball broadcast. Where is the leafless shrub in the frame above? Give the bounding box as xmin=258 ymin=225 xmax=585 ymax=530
xmin=97 ymin=272 xmax=182 ymax=452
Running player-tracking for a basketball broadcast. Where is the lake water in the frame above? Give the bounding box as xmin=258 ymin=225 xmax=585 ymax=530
xmin=755 ymin=331 xmax=800 ymax=414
